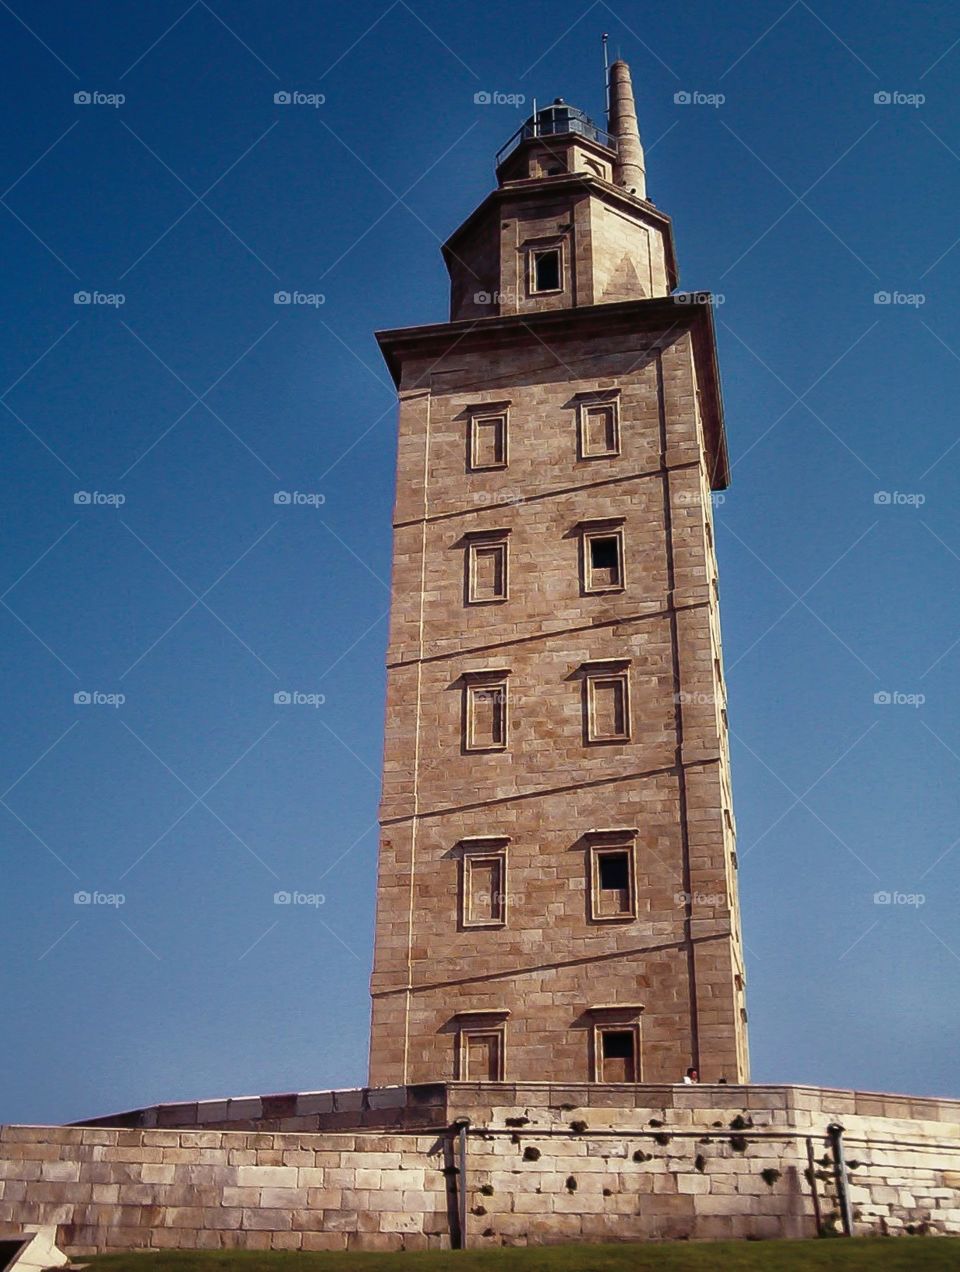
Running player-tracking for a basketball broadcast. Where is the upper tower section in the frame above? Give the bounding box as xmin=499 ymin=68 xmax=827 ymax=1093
xmin=443 ymin=60 xmax=677 ymax=322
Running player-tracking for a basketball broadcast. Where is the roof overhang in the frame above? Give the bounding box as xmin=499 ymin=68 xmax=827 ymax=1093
xmin=376 ymin=294 xmax=730 ymax=489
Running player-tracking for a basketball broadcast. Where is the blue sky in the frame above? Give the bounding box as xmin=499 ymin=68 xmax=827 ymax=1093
xmin=2 ymin=0 xmax=959 ymax=1123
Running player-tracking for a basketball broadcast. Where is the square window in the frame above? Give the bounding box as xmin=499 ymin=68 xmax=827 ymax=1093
xmin=467 ymin=537 xmax=508 ymax=604
xmin=464 ymin=677 xmax=509 ymax=751
xmin=585 ymin=668 xmax=631 ymax=742
xmin=459 ymin=1029 xmax=504 ymax=1080
xmin=462 ymin=853 xmax=507 ymax=927
xmin=590 ymin=844 xmax=636 ymax=921
xmin=530 ymin=247 xmax=562 ymax=294
xmin=597 ymin=1027 xmax=638 ymax=1082
xmin=579 ymin=401 xmax=620 ymax=458
xmin=470 ymin=412 xmax=508 ymax=470
xmin=581 ymin=526 xmax=625 ymax=593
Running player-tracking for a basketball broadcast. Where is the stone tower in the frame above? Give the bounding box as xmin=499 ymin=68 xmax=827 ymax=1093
xmin=369 ymin=61 xmax=748 ymax=1088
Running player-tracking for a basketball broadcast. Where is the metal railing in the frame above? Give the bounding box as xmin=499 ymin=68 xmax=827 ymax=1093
xmin=496 ymin=109 xmax=618 ymax=166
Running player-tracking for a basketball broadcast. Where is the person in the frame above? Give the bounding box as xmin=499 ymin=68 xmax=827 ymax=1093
xmin=683 ymin=1066 xmax=699 ymax=1084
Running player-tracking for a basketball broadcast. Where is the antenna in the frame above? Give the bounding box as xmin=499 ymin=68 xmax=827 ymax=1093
xmin=532 ymin=97 xmax=538 ymax=137
xmin=602 ymin=32 xmax=610 ymax=125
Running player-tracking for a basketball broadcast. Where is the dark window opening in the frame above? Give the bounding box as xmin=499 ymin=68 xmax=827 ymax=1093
xmin=599 ymin=852 xmax=629 ymax=891
xmin=533 ymin=249 xmax=561 ymax=292
xmin=602 ymin=1030 xmax=634 ymax=1060
xmin=591 ymin=536 xmax=619 ymax=571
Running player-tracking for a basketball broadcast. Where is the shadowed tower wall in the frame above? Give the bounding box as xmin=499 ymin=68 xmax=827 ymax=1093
xmin=369 ymin=66 xmax=748 ymax=1088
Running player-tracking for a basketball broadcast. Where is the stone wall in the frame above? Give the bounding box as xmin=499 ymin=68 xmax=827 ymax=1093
xmin=4 ymin=1084 xmax=959 ymax=1253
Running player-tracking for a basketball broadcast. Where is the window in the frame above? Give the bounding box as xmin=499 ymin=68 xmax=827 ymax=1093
xmin=583 ymin=661 xmax=631 ymax=743
xmin=587 ymin=830 xmax=637 ymax=922
xmin=579 ymin=520 xmax=625 ymax=593
xmin=530 ymin=247 xmax=561 ymax=294
xmin=578 ymin=398 xmax=620 ymax=459
xmin=469 ymin=411 xmax=508 ymax=471
xmin=586 ymin=1005 xmax=643 ymax=1082
xmin=593 ymin=850 xmax=634 ymax=919
xmin=461 ymin=850 xmax=507 ymax=927
xmin=454 ymin=1009 xmax=509 ymax=1080
xmin=463 ymin=671 xmax=509 ymax=751
xmin=460 ymin=1030 xmax=503 ymax=1081
xmin=466 ymin=531 xmax=509 ymax=604
xmin=597 ymin=1027 xmax=638 ymax=1082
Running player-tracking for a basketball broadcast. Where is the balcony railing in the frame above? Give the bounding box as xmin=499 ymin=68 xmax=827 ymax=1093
xmin=496 ymin=108 xmax=618 ymax=167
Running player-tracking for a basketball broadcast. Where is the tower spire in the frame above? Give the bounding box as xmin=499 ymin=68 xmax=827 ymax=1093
xmin=608 ymin=58 xmax=646 ymax=199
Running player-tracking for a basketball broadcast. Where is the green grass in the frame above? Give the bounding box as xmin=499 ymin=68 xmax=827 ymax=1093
xmin=76 ymin=1237 xmax=960 ymax=1272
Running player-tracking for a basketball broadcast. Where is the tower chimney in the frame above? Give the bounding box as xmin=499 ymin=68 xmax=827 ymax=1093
xmin=608 ymin=59 xmax=646 ymax=199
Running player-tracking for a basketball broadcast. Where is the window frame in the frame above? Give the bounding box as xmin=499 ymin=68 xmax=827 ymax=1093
xmin=577 ymin=394 xmax=621 ymax=460
xmin=454 ymin=1009 xmax=509 ymax=1081
xmin=462 ymin=669 xmax=510 ymax=753
xmin=586 ymin=1003 xmax=644 ymax=1083
xmin=579 ymin=519 xmax=626 ymax=594
xmin=465 ymin=530 xmax=510 ymax=605
xmin=586 ymin=829 xmax=638 ymax=923
xmin=459 ymin=837 xmax=510 ymax=929
xmin=526 ymin=241 xmax=564 ymax=296
xmin=468 ymin=407 xmax=509 ymax=472
xmin=582 ymin=659 xmax=632 ymax=743
xmin=593 ymin=1022 xmax=641 ymax=1083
